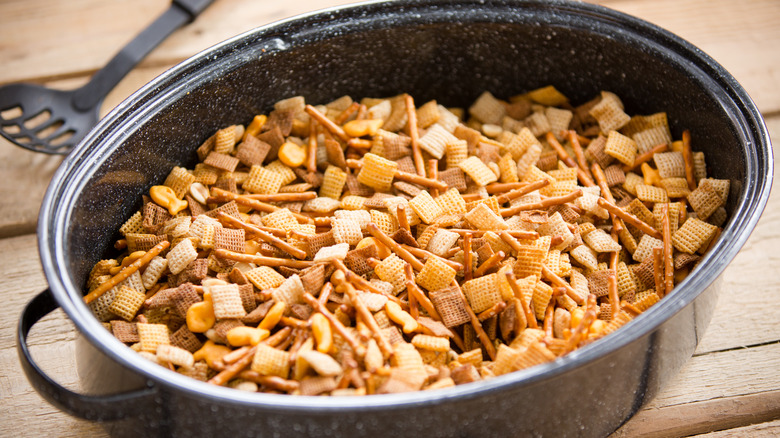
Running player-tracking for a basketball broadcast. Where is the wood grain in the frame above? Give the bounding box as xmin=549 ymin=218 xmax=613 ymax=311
xmin=0 ymin=1 xmax=778 ymax=436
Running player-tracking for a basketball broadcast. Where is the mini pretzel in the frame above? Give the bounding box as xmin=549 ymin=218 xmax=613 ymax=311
xmin=84 ymin=240 xmax=169 ymax=304
xmin=500 ymin=189 xmax=583 ymax=217
xmin=210 ymin=187 xmax=314 ymax=224
xmin=243 ymin=192 xmax=318 ymax=202
xmin=214 ymin=249 xmax=315 ymax=268
xmin=463 ymin=233 xmax=473 ymax=282
xmin=567 ymin=130 xmax=593 ymax=180
xmin=473 ymin=250 xmax=505 ymax=277
xmin=216 ymin=212 xmax=307 ymax=260
xmin=623 ymin=143 xmax=669 ymax=172
xmin=505 ymin=271 xmax=538 ymax=329
xmin=541 ymin=265 xmax=585 ymax=305
xmin=495 ymin=179 xmax=551 ymax=204
xmin=367 ymin=223 xmax=424 ymax=271
xmin=545 ymin=132 xmax=595 ymax=187
xmin=597 ymin=198 xmax=662 ymax=239
xmin=304 ymin=104 xmax=349 ymax=142
xmin=404 ymin=94 xmax=426 ymax=177
xmin=662 ymin=203 xmax=674 ymax=296
xmin=682 ymin=130 xmax=697 ymax=190
xmin=451 ymin=280 xmax=497 ymax=360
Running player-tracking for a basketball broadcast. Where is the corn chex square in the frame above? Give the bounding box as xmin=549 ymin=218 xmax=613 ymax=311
xmin=357 ymin=153 xmax=397 ymax=191
xmin=408 ymin=190 xmax=444 ymax=225
xmin=416 ymin=257 xmax=457 ymax=292
xmin=458 ymin=156 xmax=498 ymax=186
xmin=210 ymin=283 xmax=247 ymax=319
xmin=461 ymin=273 xmax=502 ymax=313
xmin=464 ymin=202 xmax=508 ymax=231
xmin=672 ymin=217 xmax=718 ymax=254
xmin=604 ymin=130 xmax=637 ymax=166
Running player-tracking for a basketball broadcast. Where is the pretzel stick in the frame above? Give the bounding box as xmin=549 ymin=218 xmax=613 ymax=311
xmin=397 ymin=204 xmax=411 ymax=232
xmin=621 ymin=301 xmax=643 ymax=318
xmin=286 ymin=328 xmax=309 ymax=366
xmin=568 ymin=130 xmax=592 ymax=180
xmin=450 ymin=280 xmax=496 ymax=360
xmin=505 ymin=272 xmax=538 ymax=329
xmin=332 ymin=259 xmax=404 ymax=306
xmin=243 ymin=192 xmax=317 ymax=202
xmin=280 ymin=316 xmax=309 ymax=330
xmin=401 ymin=244 xmax=464 ymax=271
xmin=486 ymin=182 xmax=528 ymax=194
xmin=590 ymin=163 xmax=623 ymax=235
xmin=404 ymin=94 xmax=426 ymax=177
xmin=346 ymin=159 xmax=448 ymax=190
xmin=214 ymin=249 xmax=315 ymax=268
xmin=307 ymin=118 xmax=318 ymax=173
xmin=653 ymin=247 xmax=665 ymax=298
xmin=461 ymin=193 xmax=485 ymax=202
xmin=404 ymin=263 xmax=442 ymax=321
xmin=562 ymin=295 xmax=598 ymax=354
xmin=303 ymin=292 xmax=365 ymax=357
xmin=209 ymin=187 xmax=313 ymax=224
xmin=318 ymin=281 xmax=333 ymax=305
xmin=473 ymin=251 xmax=505 ymax=277
xmin=662 ymin=203 xmax=674 ymax=296
xmin=477 ymin=300 xmax=507 ymax=321
xmin=207 ymin=326 xmax=292 ymax=386
xmin=335 ymin=101 xmax=361 ymax=125
xmin=681 ymin=130 xmax=697 ymax=190
xmin=406 ymin=268 xmax=420 ymax=320
xmin=597 ymin=198 xmax=662 ymax=239
xmin=540 ymin=265 xmax=585 ymax=305
xmin=238 ymin=371 xmax=300 ymax=392
xmin=495 ymin=179 xmax=551 ymax=204
xmin=216 ymin=212 xmax=307 ymax=260
xmin=342 ymin=281 xmax=393 ymax=358
xmin=623 ymin=143 xmax=669 ymax=172
xmin=367 ymin=223 xmax=424 ymax=271
xmin=356 ymin=104 xmax=368 ymax=120
xmin=463 ymin=233 xmax=473 ymax=281
xmin=543 ymin=296 xmax=557 ymax=338
xmin=304 ymin=104 xmax=349 ymax=142
xmin=500 ymin=190 xmax=582 ymax=217
xmin=545 ymin=132 xmax=595 ymax=186
xmin=608 ymin=226 xmax=621 ymax=319
xmin=84 ymin=240 xmax=169 ymax=304
xmin=428 ymin=159 xmax=440 ymax=197
xmin=451 ymin=228 xmax=539 ymax=240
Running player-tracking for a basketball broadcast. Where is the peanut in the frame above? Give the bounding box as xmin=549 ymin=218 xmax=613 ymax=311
xmin=343 ymin=119 xmax=383 ymax=137
xmin=385 ymin=301 xmax=418 ymax=333
xmin=188 ymin=182 xmax=209 ymax=205
xmin=150 ymin=185 xmax=188 ymax=215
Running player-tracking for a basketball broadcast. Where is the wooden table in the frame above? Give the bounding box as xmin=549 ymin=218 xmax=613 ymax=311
xmin=1 ymin=1 xmax=778 ymax=436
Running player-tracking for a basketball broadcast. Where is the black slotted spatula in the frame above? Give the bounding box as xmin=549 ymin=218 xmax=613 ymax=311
xmin=0 ymin=0 xmax=214 ymax=155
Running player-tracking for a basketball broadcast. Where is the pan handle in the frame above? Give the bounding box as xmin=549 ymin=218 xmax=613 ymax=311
xmin=17 ymin=289 xmax=158 ymax=421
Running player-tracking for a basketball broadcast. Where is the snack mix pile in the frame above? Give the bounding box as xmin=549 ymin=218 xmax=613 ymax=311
xmin=85 ymin=87 xmax=729 ymax=395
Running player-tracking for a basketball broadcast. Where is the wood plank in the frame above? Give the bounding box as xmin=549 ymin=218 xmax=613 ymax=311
xmin=0 ymin=0 xmax=359 ymax=85
xmin=691 ymin=419 xmax=780 ymax=438
xmin=593 ymin=0 xmax=780 ymax=114
xmin=613 ymin=387 xmax=780 ymax=438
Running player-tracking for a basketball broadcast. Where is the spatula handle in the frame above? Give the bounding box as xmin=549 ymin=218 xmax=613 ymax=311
xmin=73 ymin=0 xmax=214 ymax=112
